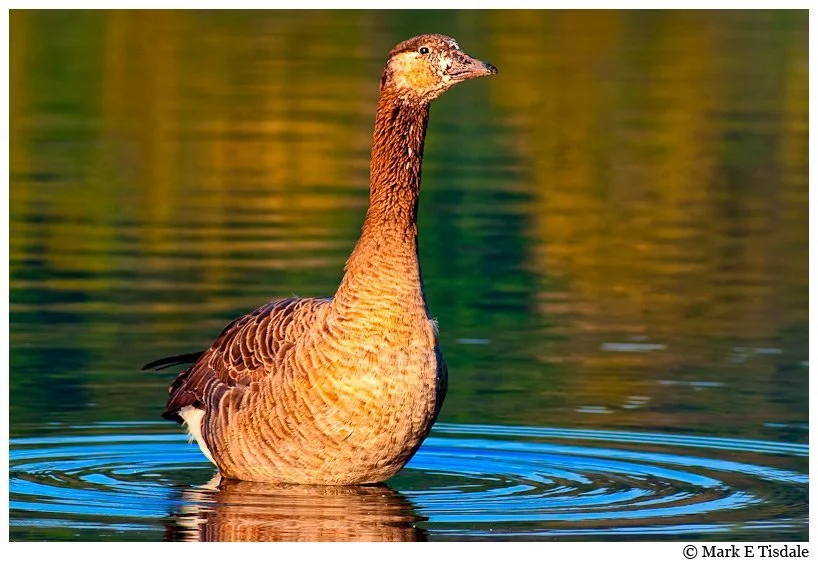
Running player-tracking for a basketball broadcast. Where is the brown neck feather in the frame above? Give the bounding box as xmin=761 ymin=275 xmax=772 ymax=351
xmin=364 ymin=93 xmax=430 ymax=230
xmin=333 ymin=90 xmax=431 ymax=317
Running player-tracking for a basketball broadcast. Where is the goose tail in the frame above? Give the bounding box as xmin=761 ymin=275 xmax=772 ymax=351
xmin=142 ymin=351 xmax=205 ymax=372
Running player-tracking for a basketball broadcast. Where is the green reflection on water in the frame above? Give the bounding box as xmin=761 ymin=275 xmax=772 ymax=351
xmin=10 ymin=10 xmax=807 ymax=445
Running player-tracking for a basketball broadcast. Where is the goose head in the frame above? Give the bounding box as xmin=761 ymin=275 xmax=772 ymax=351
xmin=380 ymin=34 xmax=497 ymax=103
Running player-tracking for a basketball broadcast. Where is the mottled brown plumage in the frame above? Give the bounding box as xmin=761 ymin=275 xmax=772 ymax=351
xmin=144 ymin=34 xmax=496 ymax=484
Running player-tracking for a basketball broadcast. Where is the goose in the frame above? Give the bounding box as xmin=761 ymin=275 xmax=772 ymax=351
xmin=143 ymin=34 xmax=497 ymax=484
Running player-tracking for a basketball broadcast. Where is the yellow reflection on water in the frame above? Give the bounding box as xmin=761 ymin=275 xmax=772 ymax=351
xmin=9 ymin=10 xmax=808 ymax=432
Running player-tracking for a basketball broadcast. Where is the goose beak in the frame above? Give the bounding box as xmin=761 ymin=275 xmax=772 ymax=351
xmin=447 ymin=51 xmax=498 ymax=82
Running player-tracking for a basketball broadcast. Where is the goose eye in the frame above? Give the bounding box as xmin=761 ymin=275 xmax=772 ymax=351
xmin=418 ymin=46 xmax=430 ymax=55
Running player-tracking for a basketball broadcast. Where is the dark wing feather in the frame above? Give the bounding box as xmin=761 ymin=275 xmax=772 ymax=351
xmin=142 ymin=351 xmax=205 ymax=372
xmin=160 ymin=297 xmax=330 ymax=423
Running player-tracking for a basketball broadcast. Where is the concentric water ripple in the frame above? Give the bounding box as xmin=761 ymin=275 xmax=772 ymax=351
xmin=9 ymin=423 xmax=807 ymax=541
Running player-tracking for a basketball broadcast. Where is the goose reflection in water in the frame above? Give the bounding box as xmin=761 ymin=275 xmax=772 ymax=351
xmin=166 ymin=477 xmax=427 ymax=542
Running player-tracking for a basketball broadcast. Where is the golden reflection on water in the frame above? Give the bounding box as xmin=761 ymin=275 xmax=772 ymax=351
xmin=169 ymin=478 xmax=425 ymax=542
xmin=485 ymin=11 xmax=807 ymax=427
xmin=9 ymin=10 xmax=808 ymax=436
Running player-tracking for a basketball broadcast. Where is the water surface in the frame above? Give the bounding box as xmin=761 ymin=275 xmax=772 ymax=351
xmin=9 ymin=422 xmax=807 ymax=541
xmin=9 ymin=10 xmax=808 ymax=541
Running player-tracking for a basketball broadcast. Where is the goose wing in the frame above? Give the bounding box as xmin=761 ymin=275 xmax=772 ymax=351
xmin=147 ymin=296 xmax=331 ymax=423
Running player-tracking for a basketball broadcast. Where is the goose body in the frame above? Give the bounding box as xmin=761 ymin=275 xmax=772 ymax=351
xmin=144 ymin=34 xmax=496 ymax=484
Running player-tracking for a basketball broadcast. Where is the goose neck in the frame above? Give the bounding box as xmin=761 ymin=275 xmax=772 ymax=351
xmin=333 ymin=93 xmax=432 ymax=317
xmin=364 ymin=95 xmax=430 ymax=232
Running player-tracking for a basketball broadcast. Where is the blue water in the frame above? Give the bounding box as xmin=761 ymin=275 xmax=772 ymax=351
xmin=9 ymin=422 xmax=807 ymax=541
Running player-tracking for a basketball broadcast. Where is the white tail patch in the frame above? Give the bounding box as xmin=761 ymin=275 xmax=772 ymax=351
xmin=179 ymin=406 xmax=216 ymax=465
